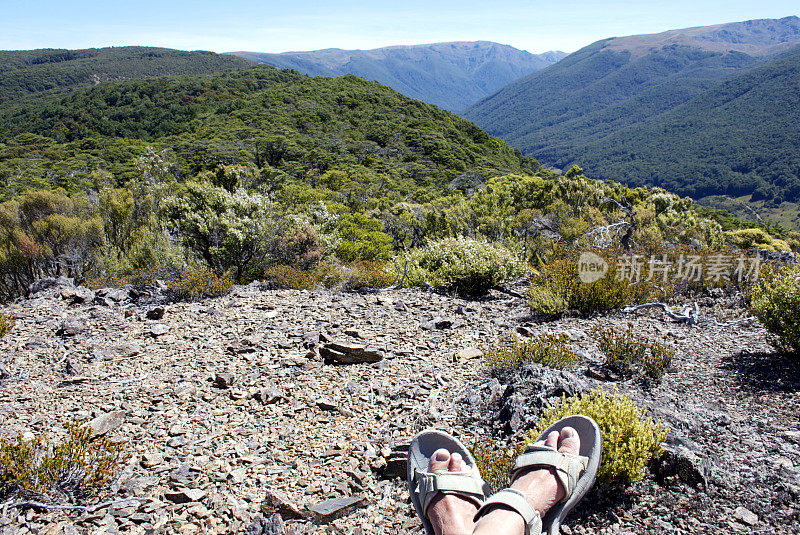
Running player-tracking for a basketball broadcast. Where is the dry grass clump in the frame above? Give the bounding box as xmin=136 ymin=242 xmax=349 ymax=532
xmin=166 ymin=265 xmax=233 ymax=300
xmin=88 ymin=264 xmax=233 ymax=301
xmin=265 ymin=261 xmax=395 ymax=291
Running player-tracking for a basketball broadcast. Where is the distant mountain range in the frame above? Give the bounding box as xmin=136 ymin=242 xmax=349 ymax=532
xmin=0 ymin=47 xmax=252 ymax=106
xmin=464 ymin=16 xmax=800 ymax=210
xmin=229 ymin=42 xmax=566 ymax=112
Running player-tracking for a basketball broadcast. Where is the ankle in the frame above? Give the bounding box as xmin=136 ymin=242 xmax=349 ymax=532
xmin=511 ymin=468 xmax=563 ymax=517
xmin=473 ymin=507 xmax=525 ymax=535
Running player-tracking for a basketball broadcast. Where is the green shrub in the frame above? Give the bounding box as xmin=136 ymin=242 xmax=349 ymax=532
xmin=483 ymin=333 xmax=578 ymax=370
xmin=596 ymin=325 xmax=644 ymax=376
xmin=641 ymin=344 xmax=674 ymax=380
xmin=0 ymin=314 xmax=13 ymax=339
xmin=163 ymin=181 xmax=274 ymax=280
xmin=529 ymin=251 xmax=653 ymax=317
xmin=527 ymin=388 xmax=668 ymax=483
xmin=725 ymin=228 xmax=791 ymax=252
xmin=403 ymin=237 xmax=525 ymax=295
xmin=335 ymin=213 xmax=393 ymax=262
xmin=595 ymin=325 xmax=674 ymax=380
xmin=750 ymin=263 xmax=800 ymax=356
xmin=0 ymin=422 xmax=125 ymax=503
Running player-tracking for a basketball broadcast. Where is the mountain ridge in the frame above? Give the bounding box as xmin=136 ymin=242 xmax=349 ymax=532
xmin=229 ymin=41 xmax=566 ymax=112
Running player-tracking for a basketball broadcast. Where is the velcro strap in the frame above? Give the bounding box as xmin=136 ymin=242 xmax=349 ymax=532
xmin=414 ymin=469 xmax=487 ymax=514
xmin=474 ymin=489 xmax=542 ymax=535
xmin=512 ymin=445 xmax=589 ymax=501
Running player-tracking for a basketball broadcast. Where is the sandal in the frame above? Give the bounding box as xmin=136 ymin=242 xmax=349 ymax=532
xmin=407 ymin=429 xmax=491 ymax=535
xmin=473 ymin=415 xmax=602 ymax=535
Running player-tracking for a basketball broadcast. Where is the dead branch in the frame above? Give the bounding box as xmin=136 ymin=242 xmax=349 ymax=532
xmin=602 ymin=198 xmax=636 ymax=250
xmin=623 ymin=302 xmax=758 ymax=327
xmin=492 ymin=286 xmax=526 ymax=299
xmin=622 ymin=302 xmax=700 ymax=324
xmin=585 ymin=221 xmax=632 ymax=248
xmin=383 ymin=259 xmax=409 ymax=291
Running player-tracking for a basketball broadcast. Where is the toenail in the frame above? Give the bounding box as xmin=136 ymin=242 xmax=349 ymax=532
xmin=434 ymin=450 xmax=449 ymax=461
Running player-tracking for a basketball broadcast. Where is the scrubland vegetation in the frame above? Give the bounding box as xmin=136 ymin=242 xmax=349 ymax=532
xmin=750 ymin=263 xmax=800 ymax=357
xmin=0 ymin=65 xmax=797 ymax=345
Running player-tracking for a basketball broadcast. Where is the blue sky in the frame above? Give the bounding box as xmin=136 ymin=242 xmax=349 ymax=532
xmin=1 ymin=1 xmax=798 ymax=54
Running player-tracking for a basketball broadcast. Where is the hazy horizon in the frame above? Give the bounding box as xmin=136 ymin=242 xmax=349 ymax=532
xmin=1 ymin=1 xmax=798 ymax=56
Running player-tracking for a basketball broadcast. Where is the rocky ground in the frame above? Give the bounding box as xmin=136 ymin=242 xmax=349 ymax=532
xmin=0 ymin=279 xmax=798 ymax=534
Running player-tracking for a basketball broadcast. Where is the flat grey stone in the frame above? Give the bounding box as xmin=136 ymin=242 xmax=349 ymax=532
xmin=87 ymin=410 xmax=126 ymax=436
xmin=307 ymin=495 xmax=366 ymax=521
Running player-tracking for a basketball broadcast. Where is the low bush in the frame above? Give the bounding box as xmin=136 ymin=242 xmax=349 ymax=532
xmin=89 ymin=264 xmax=233 ymax=301
xmin=164 ymin=265 xmax=234 ymax=301
xmin=335 ymin=213 xmax=393 ymax=263
xmin=340 ymin=261 xmax=395 ymax=290
xmin=528 ymin=388 xmax=668 ymax=483
xmin=527 ymin=286 xmax=568 ymax=317
xmin=0 ymin=422 xmax=125 ymax=503
xmin=263 ymin=261 xmax=395 ymax=291
xmin=749 ymin=263 xmax=800 ymax=356
xmin=595 ymin=325 xmax=674 ymax=380
xmin=529 ymin=250 xmax=653 ymax=317
xmin=263 ymin=264 xmax=317 ymax=290
xmin=0 ymin=314 xmax=13 ymax=338
xmin=483 ymin=333 xmax=578 ymax=370
xmin=403 ymin=237 xmax=525 ymax=295
xmin=725 ymin=228 xmax=791 ymax=252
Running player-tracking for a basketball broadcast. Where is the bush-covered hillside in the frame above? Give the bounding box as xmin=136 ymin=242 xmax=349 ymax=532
xmin=463 ymin=17 xmax=800 ymax=208
xmin=0 ymin=47 xmax=252 ymax=105
xmin=0 ymin=66 xmax=536 ymax=198
xmin=554 ymin=46 xmax=800 ymax=205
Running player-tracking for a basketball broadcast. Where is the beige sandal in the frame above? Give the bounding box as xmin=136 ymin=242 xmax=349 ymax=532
xmin=474 ymin=415 xmax=602 ymax=535
xmin=407 ymin=429 xmax=491 ymax=535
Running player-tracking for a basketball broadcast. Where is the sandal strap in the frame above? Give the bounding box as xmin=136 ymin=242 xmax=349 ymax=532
xmin=413 ymin=468 xmax=487 ymax=515
xmin=511 ymin=445 xmax=589 ymax=502
xmin=474 ymin=489 xmax=542 ymax=535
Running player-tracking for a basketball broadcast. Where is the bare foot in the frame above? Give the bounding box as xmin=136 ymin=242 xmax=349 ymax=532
xmin=425 ymin=448 xmax=480 ymax=535
xmin=473 ymin=427 xmax=581 ymax=535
